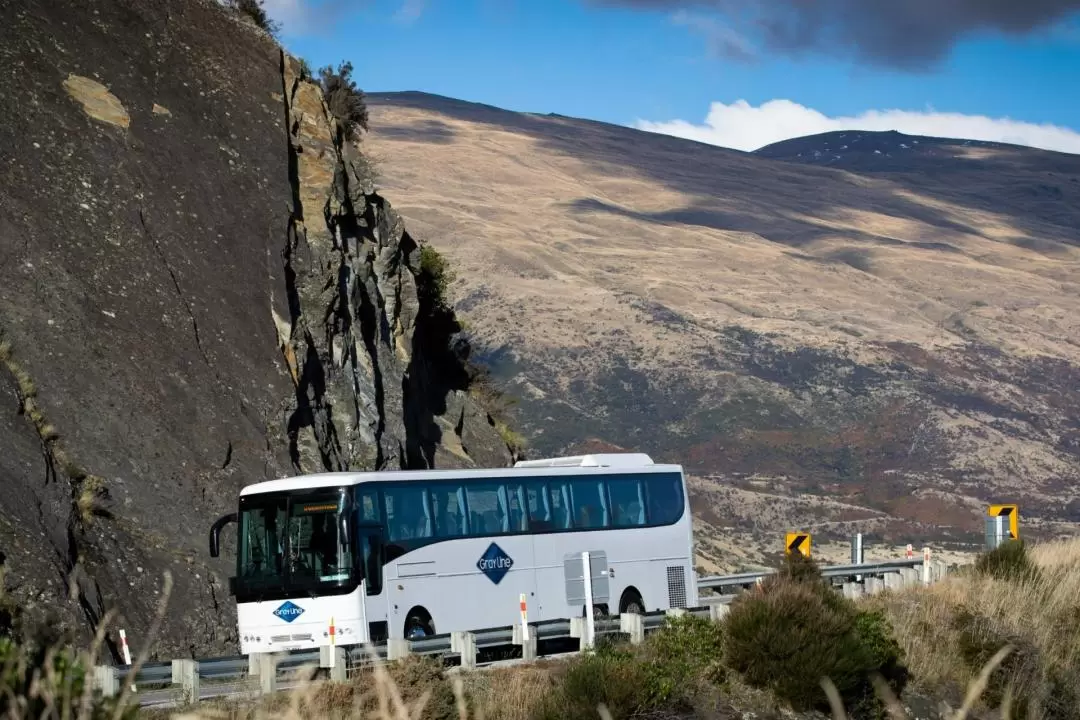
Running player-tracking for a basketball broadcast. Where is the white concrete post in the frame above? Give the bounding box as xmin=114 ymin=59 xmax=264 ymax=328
xmin=258 ymin=653 xmax=278 ymax=695
xmin=570 ymin=617 xmax=586 ymax=641
xmin=451 ymin=631 xmax=476 ymax=670
xmin=620 ymin=613 xmax=645 ymax=644
xmin=94 ymin=666 xmax=119 ymax=698
xmin=171 ymin=659 xmax=199 ymax=705
xmin=884 ymin=572 xmax=902 ymax=592
xmin=320 ymin=646 xmax=347 ymax=682
xmin=709 ymin=604 xmax=729 ymax=622
xmin=922 ymin=547 xmax=932 ymax=586
xmin=582 ymin=551 xmax=596 ymax=649
xmin=387 ymin=639 xmax=411 ymax=660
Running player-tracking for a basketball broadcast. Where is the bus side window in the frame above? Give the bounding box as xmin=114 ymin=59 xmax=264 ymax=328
xmin=548 ymin=480 xmax=572 ymax=529
xmin=504 ymin=482 xmax=527 ymax=532
xmin=430 ymin=482 xmax=466 ymax=538
xmin=645 ymin=474 xmax=683 ymax=525
xmin=608 ymin=475 xmax=646 ymax=527
xmin=568 ymin=477 xmax=609 ymax=529
xmin=525 ymin=480 xmax=552 ymax=531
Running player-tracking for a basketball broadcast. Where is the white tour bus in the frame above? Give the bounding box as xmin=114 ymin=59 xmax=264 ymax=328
xmin=209 ymin=453 xmax=697 ymax=655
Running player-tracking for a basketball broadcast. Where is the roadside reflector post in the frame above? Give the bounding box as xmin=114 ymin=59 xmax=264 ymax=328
xmin=922 ymin=547 xmax=932 ymax=586
xmin=328 ymin=616 xmax=336 ymax=668
xmin=118 ymin=629 xmax=136 ymax=693
xmin=520 ymin=593 xmax=530 ymax=642
xmin=582 ymin=551 xmax=596 ymax=650
xmin=850 ymin=533 xmax=864 ymax=582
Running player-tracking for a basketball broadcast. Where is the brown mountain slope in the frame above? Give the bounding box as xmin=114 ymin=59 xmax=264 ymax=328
xmin=0 ymin=3 xmax=512 ymax=657
xmin=363 ymin=91 xmax=1080 ymax=563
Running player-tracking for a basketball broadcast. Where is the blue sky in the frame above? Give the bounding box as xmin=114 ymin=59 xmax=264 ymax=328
xmin=267 ymin=0 xmax=1080 ymax=153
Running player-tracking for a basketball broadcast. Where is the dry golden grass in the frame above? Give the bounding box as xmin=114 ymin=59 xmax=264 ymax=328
xmin=875 ymin=537 xmax=1080 ymax=719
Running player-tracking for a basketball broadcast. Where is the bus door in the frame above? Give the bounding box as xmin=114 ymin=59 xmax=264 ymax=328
xmin=356 ymin=523 xmax=387 ymax=642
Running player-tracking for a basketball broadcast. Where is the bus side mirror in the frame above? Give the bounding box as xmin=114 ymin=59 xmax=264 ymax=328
xmin=209 ymin=512 xmax=238 ymax=558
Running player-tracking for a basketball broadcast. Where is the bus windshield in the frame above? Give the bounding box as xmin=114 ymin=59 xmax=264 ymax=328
xmin=234 ymin=488 xmax=356 ymax=601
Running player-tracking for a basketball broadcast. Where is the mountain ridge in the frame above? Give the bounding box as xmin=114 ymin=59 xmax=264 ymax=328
xmin=362 ymin=89 xmax=1080 ymax=570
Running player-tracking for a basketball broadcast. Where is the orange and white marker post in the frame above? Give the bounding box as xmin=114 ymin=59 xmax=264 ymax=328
xmin=519 ymin=593 xmax=529 ymax=642
xmin=922 ymin=547 xmax=932 ymax=586
xmin=906 ymin=544 xmax=913 ymax=559
xmin=328 ymin=616 xmax=336 ymax=668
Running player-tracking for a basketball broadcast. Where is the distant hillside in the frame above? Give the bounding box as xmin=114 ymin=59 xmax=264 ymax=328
xmin=363 ymin=91 xmax=1080 ymax=569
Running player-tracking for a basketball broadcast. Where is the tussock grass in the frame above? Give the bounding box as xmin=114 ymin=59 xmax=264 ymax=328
xmin=877 ymin=537 xmax=1080 ymax=719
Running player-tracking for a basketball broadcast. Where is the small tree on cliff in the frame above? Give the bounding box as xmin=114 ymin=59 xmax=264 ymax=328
xmin=319 ymin=61 xmax=370 ymax=142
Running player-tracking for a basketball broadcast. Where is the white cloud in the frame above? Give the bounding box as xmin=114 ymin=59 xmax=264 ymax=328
xmin=633 ymin=99 xmax=1080 ymax=155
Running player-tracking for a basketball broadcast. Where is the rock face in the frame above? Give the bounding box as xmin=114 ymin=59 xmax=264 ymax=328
xmin=276 ymin=57 xmax=513 ymax=475
xmin=0 ymin=0 xmax=513 ymax=659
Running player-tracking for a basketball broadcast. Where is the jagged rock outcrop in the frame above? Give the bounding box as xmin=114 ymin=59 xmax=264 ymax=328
xmin=275 ymin=56 xmax=513 ymax=473
xmin=0 ymin=0 xmax=514 ymax=659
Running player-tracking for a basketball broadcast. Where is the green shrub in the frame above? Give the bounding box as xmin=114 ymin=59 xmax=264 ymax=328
xmin=975 ymin=540 xmax=1041 ymax=584
xmin=722 ymin=575 xmax=907 ymax=719
xmin=0 ymin=637 xmax=137 ymax=720
xmin=531 ymin=643 xmax=649 ymax=720
xmin=319 ymin=61 xmax=370 ymax=142
xmin=227 ymin=0 xmax=280 ymax=36
xmin=640 ymin=613 xmax=726 ymax=707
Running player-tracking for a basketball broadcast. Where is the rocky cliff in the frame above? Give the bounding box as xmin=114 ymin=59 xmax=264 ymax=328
xmin=0 ymin=0 xmax=513 ymax=659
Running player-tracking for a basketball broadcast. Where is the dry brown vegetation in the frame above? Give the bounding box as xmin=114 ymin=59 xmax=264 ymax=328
xmin=361 ymin=91 xmax=1080 ymax=548
xmin=876 ymin=536 xmax=1080 ymax=718
xmin=5 ymin=536 xmax=1079 ymax=720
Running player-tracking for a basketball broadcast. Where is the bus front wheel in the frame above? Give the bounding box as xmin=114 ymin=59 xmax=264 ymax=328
xmin=404 ymin=610 xmax=433 ymax=639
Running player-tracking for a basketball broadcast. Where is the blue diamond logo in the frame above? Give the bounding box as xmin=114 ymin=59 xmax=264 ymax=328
xmin=272 ymin=600 xmax=305 ymax=623
xmin=476 ymin=542 xmax=513 ymax=585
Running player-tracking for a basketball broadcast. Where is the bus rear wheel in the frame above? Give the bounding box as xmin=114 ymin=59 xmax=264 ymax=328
xmin=620 ymin=589 xmax=645 ymax=616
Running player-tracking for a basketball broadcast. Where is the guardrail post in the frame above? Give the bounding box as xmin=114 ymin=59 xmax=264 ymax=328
xmin=450 ymin=631 xmax=477 ymax=670
xmin=933 ymin=559 xmax=949 ymax=582
xmin=708 ymin=604 xmax=729 ymax=622
xmin=842 ymin=582 xmax=861 ymax=600
xmin=620 ymin=612 xmax=645 ymax=644
xmin=665 ymin=608 xmax=687 ymax=619
xmin=570 ymin=617 xmax=585 ymax=641
xmin=258 ymin=653 xmax=278 ymax=695
xmin=171 ymin=659 xmax=199 ymax=705
xmin=865 ymin=577 xmax=883 ymax=596
xmin=387 ymin=639 xmax=411 ymax=661
xmin=93 ymin=666 xmax=118 ymax=698
xmin=521 ymin=632 xmax=537 ymax=661
xmin=883 ymin=572 xmax=902 ymax=592
xmin=899 ymin=568 xmax=918 ymax=587
xmin=320 ymin=647 xmax=347 ymax=682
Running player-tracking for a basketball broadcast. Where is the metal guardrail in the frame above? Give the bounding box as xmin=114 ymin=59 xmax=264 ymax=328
xmin=115 ymin=558 xmax=940 ymax=705
xmin=696 ymin=558 xmax=926 ymax=591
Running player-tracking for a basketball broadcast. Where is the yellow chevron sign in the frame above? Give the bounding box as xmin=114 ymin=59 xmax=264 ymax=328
xmin=988 ymin=504 xmax=1019 ymax=540
xmin=785 ymin=532 xmax=811 ymax=558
